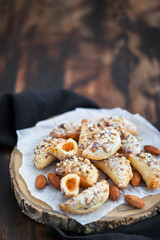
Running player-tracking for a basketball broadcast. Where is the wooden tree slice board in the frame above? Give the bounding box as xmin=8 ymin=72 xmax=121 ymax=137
xmin=10 ymin=147 xmax=160 ymax=234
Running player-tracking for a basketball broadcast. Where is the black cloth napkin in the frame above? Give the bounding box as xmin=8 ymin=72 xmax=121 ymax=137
xmin=46 ymin=213 xmax=160 ymax=240
xmin=0 ymin=88 xmax=99 ymax=149
xmin=0 ymin=88 xmax=159 ymax=240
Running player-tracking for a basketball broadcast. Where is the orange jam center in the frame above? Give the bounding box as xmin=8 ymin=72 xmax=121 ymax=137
xmin=66 ymin=178 xmax=76 ymax=191
xmin=62 ymin=142 xmax=74 ymax=151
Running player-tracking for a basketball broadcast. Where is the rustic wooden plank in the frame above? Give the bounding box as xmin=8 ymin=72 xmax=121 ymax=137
xmin=10 ymin=146 xmax=160 ymax=234
xmin=0 ymin=148 xmax=55 ymax=240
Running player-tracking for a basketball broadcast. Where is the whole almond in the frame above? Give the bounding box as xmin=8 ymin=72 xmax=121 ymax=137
xmin=144 ymin=145 xmax=160 ymax=155
xmin=131 ymin=170 xmax=141 ymax=187
xmin=109 ymin=185 xmax=120 ymax=201
xmin=48 ymin=173 xmax=61 ymax=189
xmin=124 ymin=195 xmax=144 ymax=209
xmin=35 ymin=175 xmax=47 ymax=189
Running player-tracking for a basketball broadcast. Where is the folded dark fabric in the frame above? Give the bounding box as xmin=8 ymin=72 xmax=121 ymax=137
xmin=0 ymin=88 xmax=99 ymax=148
xmin=46 ymin=225 xmax=153 ymax=240
xmin=46 ymin=213 xmax=160 ymax=240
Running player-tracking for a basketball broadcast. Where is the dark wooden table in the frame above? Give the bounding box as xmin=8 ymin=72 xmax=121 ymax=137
xmin=0 ymin=0 xmax=160 ymax=239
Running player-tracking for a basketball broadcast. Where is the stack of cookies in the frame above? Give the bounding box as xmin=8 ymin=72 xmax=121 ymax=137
xmin=33 ymin=116 xmax=160 ymax=214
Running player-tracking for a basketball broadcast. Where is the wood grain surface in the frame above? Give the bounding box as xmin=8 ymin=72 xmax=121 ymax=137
xmin=0 ymin=0 xmax=160 ymax=127
xmin=0 ymin=0 xmax=160 ymax=239
xmin=10 ymin=147 xmax=160 ymax=234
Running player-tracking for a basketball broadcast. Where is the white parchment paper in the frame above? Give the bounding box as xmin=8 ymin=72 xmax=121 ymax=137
xmin=17 ymin=108 xmax=160 ymax=225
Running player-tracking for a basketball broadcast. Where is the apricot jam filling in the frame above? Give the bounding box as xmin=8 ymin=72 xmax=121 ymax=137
xmin=62 ymin=142 xmax=74 ymax=151
xmin=66 ymin=178 xmax=77 ymax=191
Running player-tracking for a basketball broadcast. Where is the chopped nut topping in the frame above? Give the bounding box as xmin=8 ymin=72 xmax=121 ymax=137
xmin=56 ymin=155 xmax=99 ymax=187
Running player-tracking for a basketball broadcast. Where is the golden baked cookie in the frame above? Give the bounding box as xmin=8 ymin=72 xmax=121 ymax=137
xmin=59 ymin=180 xmax=109 ymax=214
xmin=34 ymin=138 xmax=57 ymax=169
xmin=47 ymin=138 xmax=78 ymax=161
xmin=56 ymin=155 xmax=100 ymax=188
xmin=119 ymin=131 xmax=141 ymax=156
xmin=92 ymin=153 xmax=133 ymax=189
xmin=96 ymin=117 xmax=138 ymax=135
xmin=128 ymin=153 xmax=160 ymax=190
xmin=78 ymin=119 xmax=98 ymax=156
xmin=34 ymin=137 xmax=74 ymax=169
xmin=78 ymin=119 xmax=121 ymax=160
xmin=50 ymin=123 xmax=81 ymax=141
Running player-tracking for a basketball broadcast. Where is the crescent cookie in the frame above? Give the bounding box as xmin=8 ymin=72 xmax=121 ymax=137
xmin=78 ymin=119 xmax=121 ymax=160
xmin=59 ymin=180 xmax=109 ymax=214
xmin=56 ymin=155 xmax=100 ymax=188
xmin=119 ymin=117 xmax=138 ymax=135
xmin=128 ymin=153 xmax=160 ymax=190
xmin=96 ymin=117 xmax=138 ymax=135
xmin=92 ymin=153 xmax=133 ymax=189
xmin=47 ymin=138 xmax=78 ymax=161
xmin=78 ymin=119 xmax=98 ymax=156
xmin=50 ymin=123 xmax=81 ymax=142
xmin=119 ymin=131 xmax=141 ymax=156
xmin=34 ymin=138 xmax=57 ymax=169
